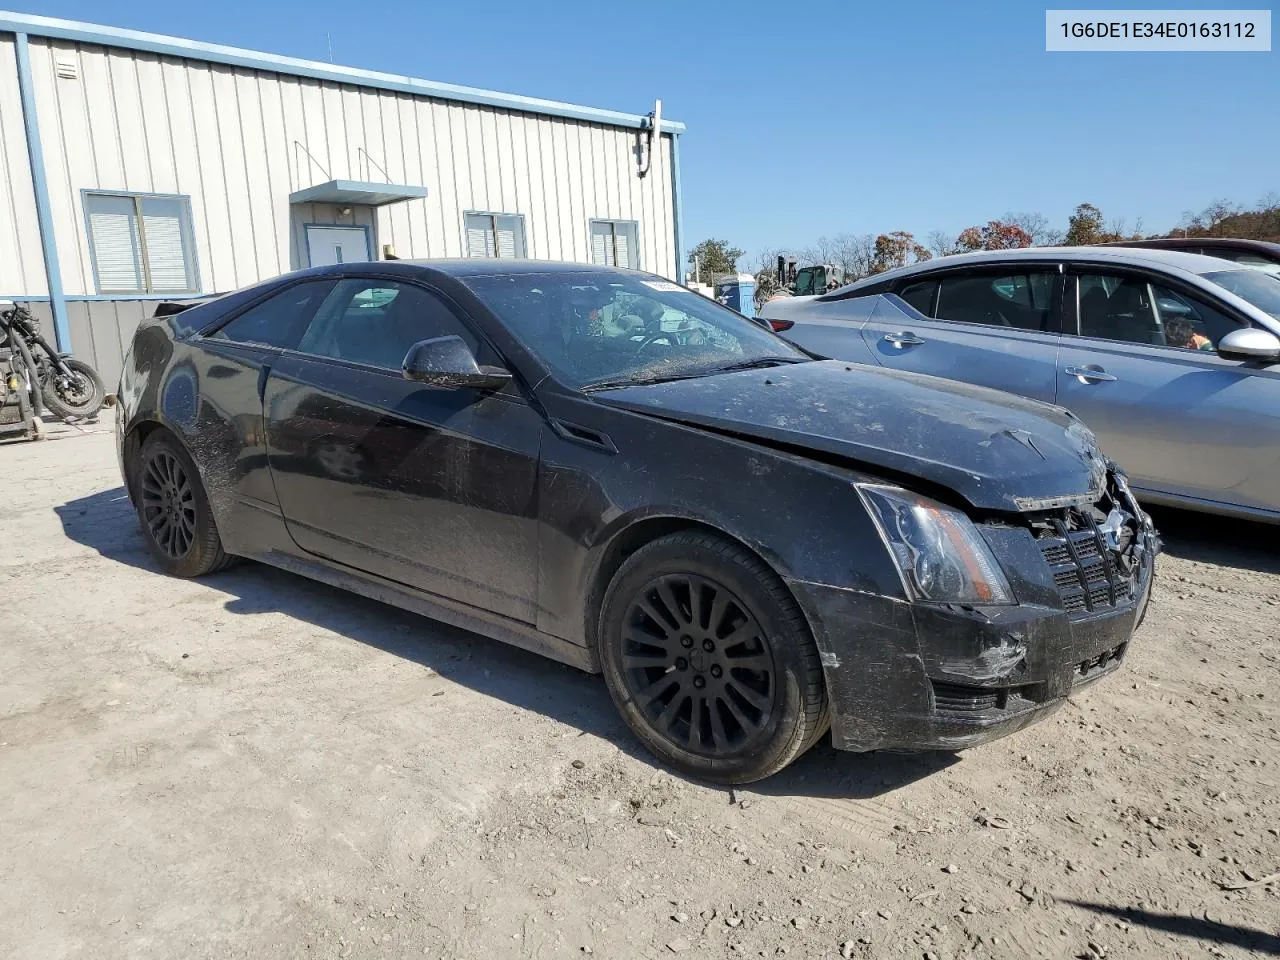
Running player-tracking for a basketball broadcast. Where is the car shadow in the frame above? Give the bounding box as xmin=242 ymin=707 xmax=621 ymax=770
xmin=1146 ymin=504 xmax=1280 ymax=575
xmin=55 ymin=486 xmax=947 ymax=800
xmin=1065 ymin=901 xmax=1280 ymax=955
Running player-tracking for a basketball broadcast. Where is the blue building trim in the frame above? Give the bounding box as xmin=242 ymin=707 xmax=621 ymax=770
xmin=671 ymin=134 xmax=685 ymax=284
xmin=5 ymin=294 xmax=196 ymax=302
xmin=1 ymin=12 xmax=686 ymax=134
xmin=13 ymin=32 xmax=70 ymax=350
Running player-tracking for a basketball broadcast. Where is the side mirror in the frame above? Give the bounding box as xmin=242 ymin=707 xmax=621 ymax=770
xmin=401 ymin=335 xmax=512 ymax=390
xmin=1216 ymin=327 xmax=1280 ymax=362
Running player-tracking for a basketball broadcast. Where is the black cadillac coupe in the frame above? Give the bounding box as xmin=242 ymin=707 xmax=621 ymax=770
xmin=116 ymin=260 xmax=1157 ymax=783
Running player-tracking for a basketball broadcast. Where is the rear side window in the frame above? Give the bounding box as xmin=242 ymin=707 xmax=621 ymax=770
xmin=295 ymin=278 xmax=486 ymax=370
xmin=935 ymin=271 xmax=1056 ymax=331
xmin=208 ymin=280 xmax=335 ymax=349
xmin=897 ymin=280 xmax=937 ymax=316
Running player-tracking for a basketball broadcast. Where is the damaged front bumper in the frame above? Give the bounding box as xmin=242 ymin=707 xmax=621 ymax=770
xmin=787 ymin=489 xmax=1157 ymax=754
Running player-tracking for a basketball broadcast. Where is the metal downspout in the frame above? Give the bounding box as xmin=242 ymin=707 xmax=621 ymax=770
xmin=670 ymin=132 xmax=685 ymax=285
xmin=14 ymin=32 xmax=70 ymax=351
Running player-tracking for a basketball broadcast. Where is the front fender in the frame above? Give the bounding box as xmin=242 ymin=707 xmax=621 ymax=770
xmin=532 ymin=400 xmax=908 ymax=649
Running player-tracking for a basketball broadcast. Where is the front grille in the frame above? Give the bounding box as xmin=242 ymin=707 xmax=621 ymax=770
xmin=932 ymin=681 xmax=1005 ymax=713
xmin=1035 ymin=482 xmax=1141 ymax=616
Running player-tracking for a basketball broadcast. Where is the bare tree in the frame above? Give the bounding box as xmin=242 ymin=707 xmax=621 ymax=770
xmin=927 ymin=230 xmax=960 ymax=258
xmin=1003 ymin=212 xmax=1064 ymax=246
xmin=798 ymin=234 xmax=877 ymax=281
xmin=752 ymin=248 xmax=788 ymax=275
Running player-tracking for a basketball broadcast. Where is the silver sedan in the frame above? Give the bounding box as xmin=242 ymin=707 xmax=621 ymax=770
xmin=760 ymin=248 xmax=1280 ymax=523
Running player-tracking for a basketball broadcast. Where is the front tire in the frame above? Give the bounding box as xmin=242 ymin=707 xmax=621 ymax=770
xmin=134 ymin=431 xmax=234 ymax=577
xmin=42 ymin=358 xmax=106 ymax=421
xmin=599 ymin=531 xmax=829 ymax=783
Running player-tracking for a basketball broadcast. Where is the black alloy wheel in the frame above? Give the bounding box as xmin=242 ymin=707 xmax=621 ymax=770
xmin=134 ymin=431 xmax=235 ymax=577
xmin=620 ymin=574 xmax=776 ymax=756
xmin=599 ymin=531 xmax=829 ymax=783
xmin=140 ymin=447 xmax=197 ymax=560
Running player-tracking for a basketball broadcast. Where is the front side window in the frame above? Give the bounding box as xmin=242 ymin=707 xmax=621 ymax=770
xmin=464 ymin=212 xmax=527 ymax=258
xmin=1209 ymin=252 xmax=1280 ymax=278
xmin=590 ymin=219 xmax=640 ymax=269
xmin=84 ymin=192 xmax=199 ymax=294
xmin=1075 ymin=273 xmax=1241 ymax=349
xmin=296 ymin=279 xmax=481 ymax=370
xmin=461 ymin=270 xmax=807 ymax=389
xmin=208 ymin=280 xmax=335 ymax=349
xmin=934 ymin=271 xmax=1057 ymax=331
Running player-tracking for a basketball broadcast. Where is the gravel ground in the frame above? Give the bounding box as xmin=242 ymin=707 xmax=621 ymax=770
xmin=1 ymin=424 xmax=1277 ymax=960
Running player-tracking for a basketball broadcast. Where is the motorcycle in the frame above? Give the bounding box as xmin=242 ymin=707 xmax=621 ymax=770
xmin=0 ymin=301 xmax=106 ymax=421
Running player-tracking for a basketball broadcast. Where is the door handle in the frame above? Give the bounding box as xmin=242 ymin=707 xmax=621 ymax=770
xmin=1064 ymin=365 xmax=1117 ymax=383
xmin=883 ymin=332 xmax=925 ymax=348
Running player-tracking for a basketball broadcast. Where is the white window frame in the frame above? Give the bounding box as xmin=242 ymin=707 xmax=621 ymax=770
xmin=81 ymin=190 xmax=201 ymax=295
xmin=463 ymin=210 xmax=528 ymax=259
xmin=589 ymin=219 xmax=641 ymax=269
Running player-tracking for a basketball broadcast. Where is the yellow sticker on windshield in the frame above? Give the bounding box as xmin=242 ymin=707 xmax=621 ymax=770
xmin=641 ymin=280 xmax=686 ymax=293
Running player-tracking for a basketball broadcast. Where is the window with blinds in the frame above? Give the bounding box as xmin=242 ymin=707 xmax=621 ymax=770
xmin=589 ymin=220 xmax=640 ymax=269
xmin=83 ymin=192 xmax=199 ymax=295
xmin=464 ymin=212 xmax=527 ymax=259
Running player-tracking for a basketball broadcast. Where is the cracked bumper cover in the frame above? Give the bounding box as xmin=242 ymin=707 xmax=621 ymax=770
xmin=785 ymin=526 xmax=1156 ymax=754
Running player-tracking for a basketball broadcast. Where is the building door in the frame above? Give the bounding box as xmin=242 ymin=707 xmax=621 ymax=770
xmin=305 ymin=225 xmax=371 ymax=266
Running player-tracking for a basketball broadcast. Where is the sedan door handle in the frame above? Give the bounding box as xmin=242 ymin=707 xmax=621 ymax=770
xmin=1064 ymin=365 xmax=1117 ymax=383
xmin=883 ymin=332 xmax=926 ymax=348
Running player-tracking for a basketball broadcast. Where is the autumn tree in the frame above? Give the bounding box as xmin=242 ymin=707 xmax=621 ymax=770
xmin=955 ymin=220 xmax=1034 ymax=252
xmin=1063 ymin=203 xmax=1111 ymax=245
xmin=687 ymin=238 xmax=744 ymax=281
xmin=869 ymin=231 xmax=931 ymax=275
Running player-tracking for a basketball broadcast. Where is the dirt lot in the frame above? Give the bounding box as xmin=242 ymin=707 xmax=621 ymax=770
xmin=2 ymin=424 xmax=1277 ymax=960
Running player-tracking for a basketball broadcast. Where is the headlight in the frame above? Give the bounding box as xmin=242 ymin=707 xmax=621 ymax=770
xmin=857 ymin=484 xmax=1013 ymax=605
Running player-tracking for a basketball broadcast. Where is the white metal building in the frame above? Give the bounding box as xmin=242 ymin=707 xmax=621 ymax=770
xmin=0 ymin=11 xmax=686 ymax=388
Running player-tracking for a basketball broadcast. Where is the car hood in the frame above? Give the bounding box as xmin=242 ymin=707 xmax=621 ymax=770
xmin=593 ymin=360 xmax=1107 ymax=513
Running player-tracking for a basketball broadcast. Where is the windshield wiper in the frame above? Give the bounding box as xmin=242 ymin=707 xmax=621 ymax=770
xmin=582 ymin=371 xmax=707 ymax=392
xmin=582 ymin=357 xmax=808 ymax=393
xmin=712 ymin=356 xmax=809 ymax=373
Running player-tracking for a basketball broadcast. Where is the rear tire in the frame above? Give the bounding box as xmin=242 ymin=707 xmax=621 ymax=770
xmin=599 ymin=531 xmax=829 ymax=784
xmin=134 ymin=431 xmax=235 ymax=577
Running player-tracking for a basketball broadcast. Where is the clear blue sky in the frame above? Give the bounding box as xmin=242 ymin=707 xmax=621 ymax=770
xmin=30 ymin=0 xmax=1280 ymax=265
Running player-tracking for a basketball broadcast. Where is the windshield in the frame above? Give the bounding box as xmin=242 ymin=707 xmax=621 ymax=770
xmin=461 ymin=269 xmax=809 ymax=389
xmin=1204 ymin=269 xmax=1280 ymax=320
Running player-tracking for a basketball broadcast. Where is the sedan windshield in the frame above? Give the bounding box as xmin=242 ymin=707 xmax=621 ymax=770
xmin=461 ymin=270 xmax=809 ymax=389
xmin=1204 ymin=269 xmax=1280 ymax=319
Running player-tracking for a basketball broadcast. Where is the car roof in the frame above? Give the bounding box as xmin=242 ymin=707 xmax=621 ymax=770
xmin=1097 ymin=237 xmax=1280 ymax=257
xmin=830 ymin=246 xmax=1254 ymax=296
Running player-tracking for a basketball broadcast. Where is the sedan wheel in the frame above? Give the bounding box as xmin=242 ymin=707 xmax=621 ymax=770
xmin=134 ymin=431 xmax=236 ymax=578
xmin=600 ymin=531 xmax=829 ymax=783
xmin=140 ymin=447 xmax=197 ymax=560
xmin=620 ymin=574 xmax=776 ymax=757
